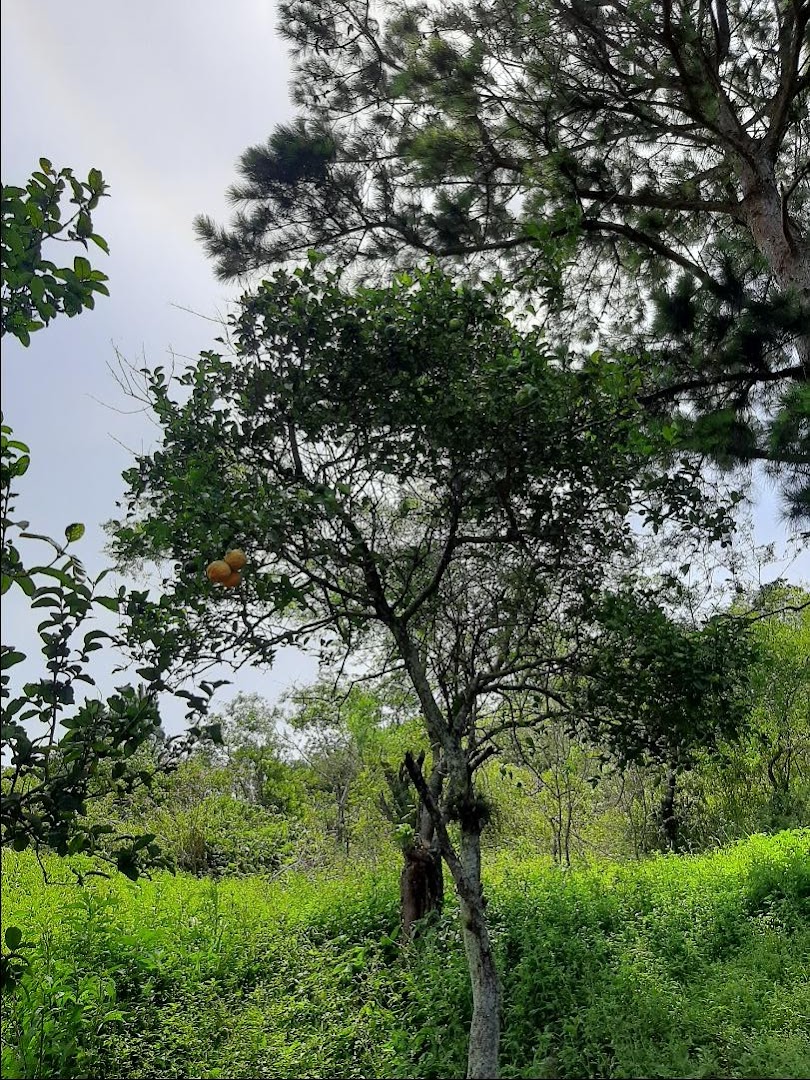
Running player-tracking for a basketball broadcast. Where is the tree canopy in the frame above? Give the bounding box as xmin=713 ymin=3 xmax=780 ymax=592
xmin=196 ymin=0 xmax=809 ymax=516
xmin=113 ymin=262 xmax=748 ymax=1077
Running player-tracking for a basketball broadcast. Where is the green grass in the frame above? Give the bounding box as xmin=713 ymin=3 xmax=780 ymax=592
xmin=2 ymin=831 xmax=808 ymax=1079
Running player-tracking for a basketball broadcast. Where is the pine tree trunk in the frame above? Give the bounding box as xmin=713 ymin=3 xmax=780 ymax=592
xmin=737 ymin=155 xmax=810 ymax=366
xmin=739 ymin=165 xmax=810 ymax=298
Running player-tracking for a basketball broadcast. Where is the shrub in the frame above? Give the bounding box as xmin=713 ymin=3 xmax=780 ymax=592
xmin=1 ymin=831 xmax=807 ymax=1079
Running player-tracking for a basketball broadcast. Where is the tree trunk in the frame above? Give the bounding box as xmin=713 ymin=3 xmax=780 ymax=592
xmin=397 ymin=754 xmax=445 ymax=938
xmin=659 ymin=764 xmax=680 ymax=852
xmin=400 ymin=839 xmax=444 ymax=938
xmin=335 ymin=782 xmax=350 ymax=856
xmin=403 ymin=750 xmax=501 ymax=1079
xmin=739 ymin=162 xmax=810 ymax=299
xmin=459 ymin=823 xmax=501 ymax=1080
xmin=737 ymin=155 xmax=810 ymax=367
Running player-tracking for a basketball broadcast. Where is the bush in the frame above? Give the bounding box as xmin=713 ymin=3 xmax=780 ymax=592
xmin=153 ymin=794 xmax=300 ymax=877
xmin=2 ymin=830 xmax=808 ymax=1078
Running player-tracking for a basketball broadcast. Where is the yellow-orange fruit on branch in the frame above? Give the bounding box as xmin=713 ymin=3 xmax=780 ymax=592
xmin=206 ymin=560 xmax=232 ymax=583
xmin=222 ymin=570 xmax=242 ymax=588
xmin=224 ymin=549 xmax=247 ymax=571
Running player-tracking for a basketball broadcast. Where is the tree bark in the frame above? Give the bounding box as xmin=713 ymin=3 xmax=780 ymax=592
xmin=400 ymin=839 xmax=444 ymax=938
xmin=736 ymin=152 xmax=810 ymax=368
xmin=659 ymin=764 xmax=680 ymax=852
xmin=392 ymin=752 xmax=445 ymax=939
xmin=404 ymin=750 xmax=501 ymax=1079
xmin=401 ymin=767 xmax=444 ymax=939
xmin=738 ymin=160 xmax=809 ymax=298
xmin=458 ymin=823 xmax=501 ymax=1080
xmin=335 ymin=781 xmax=350 ymax=856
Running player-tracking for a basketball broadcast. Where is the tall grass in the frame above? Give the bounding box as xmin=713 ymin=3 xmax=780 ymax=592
xmin=1 ymin=830 xmax=808 ymax=1078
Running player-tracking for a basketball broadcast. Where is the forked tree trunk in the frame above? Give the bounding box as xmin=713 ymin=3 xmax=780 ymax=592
xmin=400 ymin=834 xmax=443 ymax=938
xmin=403 ymin=750 xmax=501 ymax=1079
xmin=397 ymin=756 xmax=445 ymax=938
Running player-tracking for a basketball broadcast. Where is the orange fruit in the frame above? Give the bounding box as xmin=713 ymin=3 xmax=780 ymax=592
xmin=206 ymin=560 xmax=232 ymax=583
xmin=222 ymin=570 xmax=242 ymax=588
xmin=223 ymin=548 xmax=247 ymax=571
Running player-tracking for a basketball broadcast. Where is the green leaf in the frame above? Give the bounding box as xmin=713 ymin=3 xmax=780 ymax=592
xmin=64 ymin=522 xmax=86 ymax=543
xmin=135 ymin=667 xmax=161 ymax=681
xmin=116 ymin=854 xmax=139 ymax=881
xmin=36 ymin=567 xmax=77 ymax=588
xmin=4 ymin=927 xmax=23 ymax=950
xmin=26 ymin=203 xmax=44 ymax=229
xmin=67 ymin=834 xmax=89 ymax=855
xmin=16 ymin=575 xmax=36 ymax=597
xmin=203 ymin=721 xmax=223 ymax=745
xmin=1 ymin=651 xmax=26 ymax=670
xmin=74 ymin=210 xmax=92 ymax=238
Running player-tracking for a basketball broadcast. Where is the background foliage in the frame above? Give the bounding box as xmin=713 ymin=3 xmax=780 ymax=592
xmin=1 ymin=831 xmax=807 ymax=1079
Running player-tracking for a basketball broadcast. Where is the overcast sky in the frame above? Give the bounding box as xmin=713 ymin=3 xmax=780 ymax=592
xmin=1 ymin=1 xmax=318 ymax=731
xmin=1 ymin=2 xmax=806 ymax=735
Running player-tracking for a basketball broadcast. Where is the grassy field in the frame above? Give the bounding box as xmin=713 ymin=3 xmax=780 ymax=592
xmin=1 ymin=830 xmax=808 ymax=1079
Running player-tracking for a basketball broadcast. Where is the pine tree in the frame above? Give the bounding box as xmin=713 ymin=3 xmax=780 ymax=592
xmin=196 ymin=0 xmax=809 ymax=517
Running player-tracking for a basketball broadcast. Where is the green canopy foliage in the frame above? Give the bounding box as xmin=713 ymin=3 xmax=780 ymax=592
xmin=113 ymin=262 xmax=733 ymax=703
xmin=196 ymin=0 xmax=810 ymax=516
xmin=1 ymin=159 xmax=110 ymax=345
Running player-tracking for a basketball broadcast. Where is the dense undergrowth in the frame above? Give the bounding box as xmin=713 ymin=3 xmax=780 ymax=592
xmin=1 ymin=830 xmax=808 ymax=1079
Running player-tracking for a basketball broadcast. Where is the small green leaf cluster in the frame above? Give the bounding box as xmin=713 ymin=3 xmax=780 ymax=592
xmin=1 ymin=418 xmax=171 ymax=880
xmin=1 ymin=158 xmax=109 ymax=345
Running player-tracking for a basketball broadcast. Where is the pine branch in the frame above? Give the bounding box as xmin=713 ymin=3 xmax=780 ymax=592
xmin=638 ymin=362 xmax=808 ymax=407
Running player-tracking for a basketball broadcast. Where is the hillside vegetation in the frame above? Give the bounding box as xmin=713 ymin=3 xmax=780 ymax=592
xmin=2 ymin=830 xmax=808 ymax=1079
